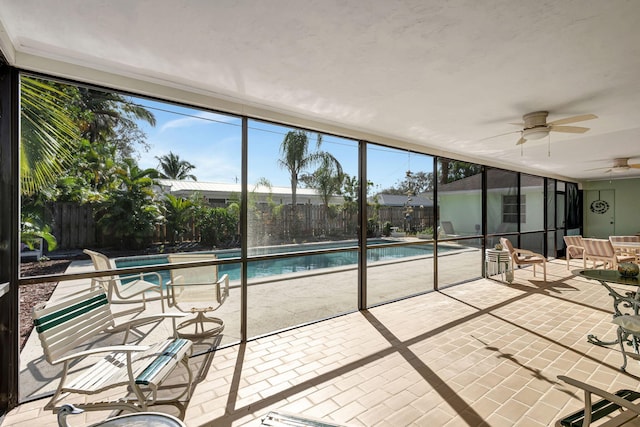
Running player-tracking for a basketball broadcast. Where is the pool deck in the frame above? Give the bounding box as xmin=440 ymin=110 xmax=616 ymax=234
xmin=9 ymin=256 xmax=640 ymax=426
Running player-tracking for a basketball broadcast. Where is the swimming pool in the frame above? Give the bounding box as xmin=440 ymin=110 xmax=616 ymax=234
xmin=115 ymin=241 xmax=436 ymax=283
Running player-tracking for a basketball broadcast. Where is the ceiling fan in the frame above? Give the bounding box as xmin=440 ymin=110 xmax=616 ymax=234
xmin=601 ymin=157 xmax=640 ymax=174
xmin=510 ymin=111 xmax=598 ymax=145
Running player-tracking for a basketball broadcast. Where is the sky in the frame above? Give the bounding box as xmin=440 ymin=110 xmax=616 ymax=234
xmin=133 ymin=97 xmax=434 ymax=192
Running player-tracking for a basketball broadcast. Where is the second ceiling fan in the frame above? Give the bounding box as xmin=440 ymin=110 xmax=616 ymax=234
xmin=511 ymin=111 xmax=598 ymax=145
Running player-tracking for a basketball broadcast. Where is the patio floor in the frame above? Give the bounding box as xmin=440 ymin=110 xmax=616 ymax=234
xmin=6 ymin=258 xmax=640 ymax=426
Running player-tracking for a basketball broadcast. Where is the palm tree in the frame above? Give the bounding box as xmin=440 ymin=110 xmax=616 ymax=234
xmin=97 ymin=158 xmax=162 ymax=249
xmin=163 ymin=194 xmax=194 ymax=244
xmin=156 ymin=152 xmax=197 ymax=180
xmin=20 ymin=77 xmax=83 ymax=252
xmin=300 ymin=153 xmax=344 ymax=233
xmin=277 ymin=130 xmax=326 ymax=228
xmin=76 ymin=87 xmax=156 ymax=158
xmin=20 ymin=76 xmax=79 ymax=195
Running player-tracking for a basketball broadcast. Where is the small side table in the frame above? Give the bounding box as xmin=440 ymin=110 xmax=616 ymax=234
xmin=485 ymin=249 xmax=511 ymax=282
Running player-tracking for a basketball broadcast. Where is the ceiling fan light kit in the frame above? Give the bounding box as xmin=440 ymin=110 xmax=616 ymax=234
xmin=611 ymin=166 xmax=629 ymax=173
xmin=522 ymin=127 xmax=549 ymax=140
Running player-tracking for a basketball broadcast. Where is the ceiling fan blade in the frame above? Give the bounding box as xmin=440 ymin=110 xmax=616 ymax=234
xmin=628 ymin=157 xmax=640 ymax=166
xmin=630 ymin=164 xmax=640 ymax=169
xmin=516 ymin=136 xmax=526 ymax=145
xmin=478 ymin=130 xmax=521 ymax=141
xmin=547 ymin=114 xmax=597 ymax=126
xmin=549 ymin=125 xmax=590 ymax=134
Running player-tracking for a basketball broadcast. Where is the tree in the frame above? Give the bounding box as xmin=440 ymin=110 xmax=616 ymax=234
xmin=54 ymin=140 xmax=121 ymax=203
xmin=380 ymin=161 xmax=479 ymax=195
xmin=20 ymin=76 xmax=85 ymax=252
xmin=20 ymin=76 xmax=80 ymax=196
xmin=341 ymin=174 xmax=374 ymax=235
xmin=96 ymin=158 xmax=162 ymax=249
xmin=156 ymin=152 xmax=197 ymax=180
xmin=278 ymin=130 xmax=325 ymax=209
xmin=278 ymin=130 xmax=327 ymax=236
xmin=163 ymin=194 xmax=195 ymax=244
xmin=300 ymin=153 xmax=344 ymax=234
xmin=439 ymin=161 xmax=481 ymax=184
xmin=383 ymin=170 xmax=434 ymax=195
xmin=194 ymin=205 xmax=239 ymax=248
xmin=75 ymin=87 xmax=156 ymax=159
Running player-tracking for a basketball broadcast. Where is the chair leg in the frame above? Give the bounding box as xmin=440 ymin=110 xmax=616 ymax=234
xmin=176 ymin=312 xmax=224 ymax=338
xmin=618 ymin=327 xmax=629 ymax=371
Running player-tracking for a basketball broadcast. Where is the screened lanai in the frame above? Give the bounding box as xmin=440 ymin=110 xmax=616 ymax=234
xmin=2 ymin=2 xmax=640 ymax=426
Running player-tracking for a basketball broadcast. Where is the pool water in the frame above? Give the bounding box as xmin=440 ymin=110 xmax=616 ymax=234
xmin=115 ymin=242 xmax=435 ymax=283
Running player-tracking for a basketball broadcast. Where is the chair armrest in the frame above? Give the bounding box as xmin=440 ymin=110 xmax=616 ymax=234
xmin=514 ymin=249 xmax=546 ymax=259
xmin=558 ymin=375 xmax=640 ymax=414
xmin=110 ymin=312 xmax=191 ymax=333
xmin=567 ymin=245 xmax=585 ymax=254
xmin=119 ymin=271 xmax=163 ymax=286
xmin=51 ymin=345 xmax=150 ymax=365
xmin=217 ymin=274 xmax=230 ymax=304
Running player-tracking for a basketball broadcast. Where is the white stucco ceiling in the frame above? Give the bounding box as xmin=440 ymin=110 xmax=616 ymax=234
xmin=1 ymin=0 xmax=640 ymax=182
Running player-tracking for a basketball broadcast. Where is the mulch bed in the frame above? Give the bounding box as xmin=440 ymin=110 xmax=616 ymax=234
xmin=19 ymin=260 xmax=71 ymax=349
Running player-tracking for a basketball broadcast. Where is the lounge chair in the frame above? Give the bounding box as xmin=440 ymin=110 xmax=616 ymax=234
xmin=556 ymin=375 xmax=640 ymax=426
xmin=33 ymin=288 xmax=193 ymax=413
xmin=563 ymin=235 xmax=585 ymax=270
xmin=166 ymin=253 xmax=229 ymax=338
xmin=21 ymin=238 xmax=43 ymax=261
xmin=84 ymin=249 xmax=164 ymax=315
xmin=500 ymin=237 xmax=547 ymax=282
xmin=581 ymin=238 xmax=635 ymax=270
xmin=438 ymin=221 xmax=460 ymax=238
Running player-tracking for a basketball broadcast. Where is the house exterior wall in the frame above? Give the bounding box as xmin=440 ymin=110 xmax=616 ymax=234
xmin=582 ymin=178 xmax=640 ymax=236
xmin=439 ymin=187 xmax=545 ymax=235
xmin=438 ymin=191 xmax=482 ymax=235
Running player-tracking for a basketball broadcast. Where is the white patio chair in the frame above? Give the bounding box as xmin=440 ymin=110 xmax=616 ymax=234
xmin=33 ymin=288 xmax=192 ymax=414
xmin=84 ymin=249 xmax=164 ymax=315
xmin=166 ymin=253 xmax=229 ymax=338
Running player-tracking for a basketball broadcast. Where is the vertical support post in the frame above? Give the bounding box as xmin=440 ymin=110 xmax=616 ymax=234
xmin=240 ymin=117 xmax=248 ymax=342
xmin=433 ymin=156 xmax=439 ymax=291
xmin=481 ymin=166 xmax=488 ymax=277
xmin=543 ymin=177 xmax=549 ymax=258
xmin=358 ymin=140 xmax=367 ymax=310
xmin=0 ymin=63 xmax=19 ymax=414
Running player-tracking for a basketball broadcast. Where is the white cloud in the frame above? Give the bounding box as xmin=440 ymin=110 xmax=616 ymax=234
xmin=159 ymin=111 xmax=238 ymax=132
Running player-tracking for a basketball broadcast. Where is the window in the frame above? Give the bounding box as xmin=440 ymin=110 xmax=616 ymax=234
xmin=208 ymin=198 xmax=227 ymax=206
xmin=503 ymin=195 xmax=525 ymax=223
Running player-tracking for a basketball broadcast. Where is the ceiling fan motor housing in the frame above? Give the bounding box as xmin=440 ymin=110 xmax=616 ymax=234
xmin=522 ymin=111 xmax=550 ymax=140
xmin=523 ymin=111 xmax=549 ymax=129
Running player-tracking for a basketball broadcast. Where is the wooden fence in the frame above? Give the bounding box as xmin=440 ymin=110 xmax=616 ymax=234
xmin=46 ymin=202 xmax=436 ymax=250
xmin=49 ymin=203 xmax=98 ymax=249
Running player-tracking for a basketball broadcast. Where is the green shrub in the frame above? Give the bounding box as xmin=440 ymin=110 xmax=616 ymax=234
xmin=195 ymin=206 xmax=239 ymax=248
xmin=382 ymin=221 xmax=392 ymax=237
